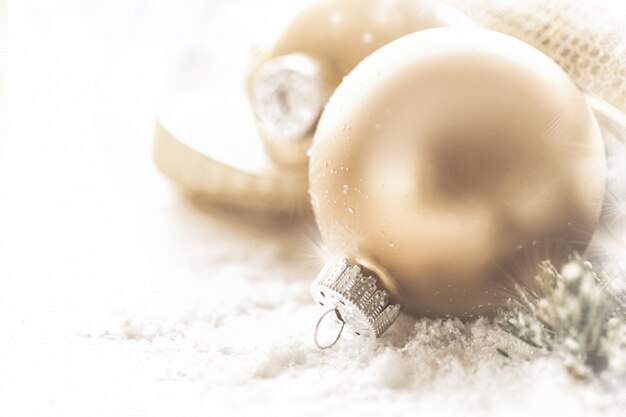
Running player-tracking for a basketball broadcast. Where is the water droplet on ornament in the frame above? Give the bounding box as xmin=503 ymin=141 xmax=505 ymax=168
xmin=347 ymin=207 xmax=354 ymax=213
xmin=342 ymin=185 xmax=349 ymax=194
xmin=388 ymin=241 xmax=395 ymax=248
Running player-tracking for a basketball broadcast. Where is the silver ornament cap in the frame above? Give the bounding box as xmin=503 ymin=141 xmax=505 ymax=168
xmin=251 ymin=54 xmax=326 ymax=141
xmin=250 ymin=54 xmax=335 ymax=166
xmin=311 ymin=258 xmax=401 ymax=348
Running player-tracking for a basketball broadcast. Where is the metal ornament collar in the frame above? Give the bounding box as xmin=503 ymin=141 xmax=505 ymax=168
xmin=311 ymin=258 xmax=401 ymax=349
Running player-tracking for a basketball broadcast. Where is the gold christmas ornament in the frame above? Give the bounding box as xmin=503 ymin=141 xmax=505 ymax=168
xmin=247 ymin=0 xmax=473 ymax=167
xmin=309 ymin=27 xmax=607 ymax=344
xmin=154 ymin=0 xmax=472 ymax=212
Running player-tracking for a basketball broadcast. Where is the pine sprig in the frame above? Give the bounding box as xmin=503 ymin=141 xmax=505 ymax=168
xmin=498 ymin=254 xmax=626 ymax=377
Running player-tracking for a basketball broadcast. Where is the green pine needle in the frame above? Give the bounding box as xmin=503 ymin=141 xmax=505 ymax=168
xmin=497 ymin=253 xmax=626 ymax=377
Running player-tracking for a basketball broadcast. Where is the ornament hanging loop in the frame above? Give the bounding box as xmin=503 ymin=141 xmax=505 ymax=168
xmin=314 ymin=308 xmax=345 ymax=350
